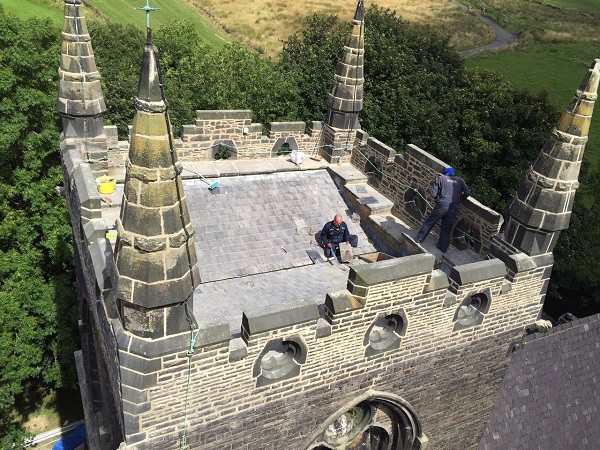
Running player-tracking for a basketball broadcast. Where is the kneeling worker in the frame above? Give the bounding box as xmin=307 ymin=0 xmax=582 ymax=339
xmin=321 ymin=214 xmax=358 ymax=258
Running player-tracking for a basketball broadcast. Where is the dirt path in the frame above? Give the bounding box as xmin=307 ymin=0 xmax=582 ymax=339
xmin=452 ymin=1 xmax=519 ymax=56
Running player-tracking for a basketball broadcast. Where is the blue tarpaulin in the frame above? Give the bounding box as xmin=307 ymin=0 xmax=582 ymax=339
xmin=52 ymin=424 xmax=86 ymax=450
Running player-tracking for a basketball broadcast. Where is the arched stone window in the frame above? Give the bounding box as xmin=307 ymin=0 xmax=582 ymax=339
xmin=453 ymin=289 xmax=491 ymax=331
xmin=403 ymin=187 xmax=427 ymax=222
xmin=451 ymin=218 xmax=482 ymax=254
xmin=365 ymin=156 xmax=383 ymax=188
xmin=305 ymin=393 xmax=426 ymax=450
xmin=364 ymin=312 xmax=408 ymax=357
xmin=271 ymin=137 xmax=299 ymax=156
xmin=253 ymin=337 xmax=306 ymax=387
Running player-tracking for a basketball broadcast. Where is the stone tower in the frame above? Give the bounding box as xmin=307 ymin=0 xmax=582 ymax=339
xmin=504 ymin=58 xmax=600 ymax=255
xmin=57 ymin=1 xmax=598 ymax=449
xmin=113 ymin=29 xmax=200 ymax=339
xmin=57 ymin=0 xmax=107 ymax=173
xmin=321 ymin=0 xmax=365 ymax=162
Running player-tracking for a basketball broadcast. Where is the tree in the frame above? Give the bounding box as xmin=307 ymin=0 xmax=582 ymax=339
xmin=0 ymin=10 xmax=78 ymax=442
xmin=279 ymin=13 xmax=350 ymax=123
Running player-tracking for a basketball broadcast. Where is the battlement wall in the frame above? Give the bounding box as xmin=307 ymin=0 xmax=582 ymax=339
xmin=178 ymin=110 xmax=323 ymax=160
xmin=350 ymin=132 xmax=503 ymax=257
xmin=109 ymin=253 xmax=544 ymax=449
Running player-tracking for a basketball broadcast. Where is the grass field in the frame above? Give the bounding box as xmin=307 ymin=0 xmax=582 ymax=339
xmin=87 ymin=0 xmax=228 ymax=48
xmin=0 ymin=0 xmax=63 ymax=24
xmin=544 ymin=0 xmax=600 ymax=14
xmin=0 ymin=0 xmax=229 ymax=48
xmin=467 ymin=44 xmax=600 ymax=171
xmin=188 ymin=0 xmax=493 ymax=56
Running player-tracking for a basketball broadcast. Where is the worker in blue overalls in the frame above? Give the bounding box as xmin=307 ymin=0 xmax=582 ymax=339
xmin=416 ymin=167 xmax=471 ymax=252
xmin=321 ymin=214 xmax=358 ymax=258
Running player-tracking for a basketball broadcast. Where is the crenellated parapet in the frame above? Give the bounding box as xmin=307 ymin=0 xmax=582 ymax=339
xmin=348 ymin=132 xmax=503 ymax=258
xmin=93 ymin=248 xmax=544 ymax=449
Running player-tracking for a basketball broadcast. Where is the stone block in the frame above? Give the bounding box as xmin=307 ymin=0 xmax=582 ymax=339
xmin=119 ymin=367 xmax=158 ymax=391
xmin=195 ymin=110 xmax=253 ymax=120
xmin=126 ymin=331 xmax=191 ymax=358
xmin=501 ymin=280 xmax=512 ymax=294
xmin=339 ymin=242 xmax=353 ymax=262
xmin=404 ymin=144 xmax=448 ymax=173
xmin=315 ymin=318 xmax=332 ymax=338
xmin=449 ymin=259 xmax=506 ymax=285
xmin=367 ymin=137 xmax=396 ymax=161
xmin=242 ymin=299 xmax=319 ymax=336
xmin=346 ymin=279 xmax=368 ymax=298
xmin=349 ymin=253 xmax=435 ymax=287
xmin=72 ymin=163 xmax=101 ymax=211
xmin=424 ymin=269 xmax=449 ymax=293
xmin=119 ymin=349 xmax=161 ymax=374
xmin=267 ymin=121 xmax=306 ymax=133
xmin=122 ymin=412 xmax=141 ymax=435
xmin=196 ymin=318 xmax=231 ymax=348
xmin=83 ymin=218 xmax=107 ymax=244
xmin=325 ymin=290 xmax=364 ymax=315
xmin=443 ymin=292 xmax=457 ymax=307
xmin=121 ymin=384 xmax=148 ymax=404
xmin=505 ymin=253 xmax=536 ymax=273
xmin=90 ymin=239 xmax=113 ymax=291
xmin=229 ymin=337 xmax=247 ymax=362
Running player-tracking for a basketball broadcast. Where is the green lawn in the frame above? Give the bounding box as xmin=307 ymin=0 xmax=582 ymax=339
xmin=466 ymin=42 xmax=600 ymax=168
xmin=87 ymin=0 xmax=228 ymax=48
xmin=0 ymin=0 xmax=229 ymax=49
xmin=0 ymin=0 xmax=63 ymax=24
xmin=543 ymin=0 xmax=600 ymax=14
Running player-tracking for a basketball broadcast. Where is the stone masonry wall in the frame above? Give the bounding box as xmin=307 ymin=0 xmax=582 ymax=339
xmin=350 ymin=132 xmax=503 ymax=257
xmin=61 ymin=138 xmax=124 ymax=448
xmin=178 ymin=110 xmax=323 ymax=160
xmin=115 ymin=252 xmax=545 ymax=450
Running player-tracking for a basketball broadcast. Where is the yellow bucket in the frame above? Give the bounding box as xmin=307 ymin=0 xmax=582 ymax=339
xmin=96 ymin=176 xmax=116 ymax=194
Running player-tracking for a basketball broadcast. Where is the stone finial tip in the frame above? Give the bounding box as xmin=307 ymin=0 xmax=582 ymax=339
xmin=354 ymin=0 xmax=365 ymax=22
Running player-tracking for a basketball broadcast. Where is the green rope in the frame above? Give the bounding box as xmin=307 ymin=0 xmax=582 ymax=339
xmin=180 ymin=326 xmax=200 ymax=450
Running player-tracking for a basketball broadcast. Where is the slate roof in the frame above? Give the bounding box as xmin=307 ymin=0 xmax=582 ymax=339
xmin=479 ymin=314 xmax=600 ymax=450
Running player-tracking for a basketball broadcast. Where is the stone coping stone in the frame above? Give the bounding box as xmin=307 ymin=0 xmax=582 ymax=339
xmin=196 ymin=110 xmax=252 ymax=120
xmin=349 ymin=253 xmax=436 ymax=287
xmin=325 ymin=290 xmax=365 ymax=315
xmin=268 ymin=158 xmax=302 ymax=172
xmin=181 ymin=162 xmax=219 ymax=179
xmin=529 ymin=252 xmax=554 ymax=269
xmin=242 ymin=299 xmax=319 ymax=336
xmin=267 ymin=121 xmax=306 ymax=133
xmin=195 ymin=318 xmax=231 ymax=348
xmin=442 ymin=248 xmax=482 ymax=268
xmin=505 ymin=253 xmax=537 ymax=273
xmin=72 ymin=155 xmax=101 ymax=211
xmin=405 ymin=144 xmax=448 ymax=174
xmin=355 ymin=129 xmax=369 ymax=144
xmin=345 ymin=183 xmax=394 ymax=213
xmin=213 ymin=160 xmax=239 ymax=177
xmin=248 ymin=123 xmax=263 ymax=133
xmin=327 ymin=164 xmax=369 ymax=184
xmin=463 ymin=196 xmax=503 ymax=225
xmin=233 ymin=159 xmax=276 ymax=175
xmin=449 ymin=258 xmax=507 ymax=285
xmin=367 ymin=137 xmax=396 ymax=161
xmin=368 ymin=214 xmax=409 ymax=242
